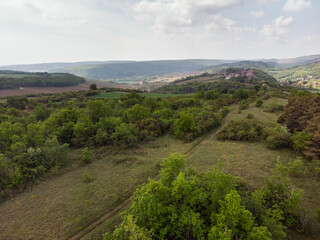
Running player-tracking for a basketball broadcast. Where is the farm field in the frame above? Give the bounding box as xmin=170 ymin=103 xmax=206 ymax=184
xmin=0 ymin=82 xmax=129 ymax=97
xmin=91 ymin=91 xmax=194 ymax=99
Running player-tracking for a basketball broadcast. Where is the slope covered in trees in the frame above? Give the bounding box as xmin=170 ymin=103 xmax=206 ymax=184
xmin=273 ymin=61 xmax=320 ymax=88
xmin=0 ymin=70 xmax=86 ymax=89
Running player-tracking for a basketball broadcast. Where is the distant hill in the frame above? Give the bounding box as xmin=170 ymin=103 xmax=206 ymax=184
xmin=205 ymin=61 xmax=279 ymax=73
xmin=0 ymin=70 xmax=86 ymax=89
xmin=1 ymin=54 xmax=320 ymax=84
xmin=53 ymin=59 xmax=234 ymax=82
xmin=273 ymin=60 xmax=320 ymax=88
xmin=275 ymin=54 xmax=320 ymax=67
xmin=0 ymin=61 xmax=134 ymax=72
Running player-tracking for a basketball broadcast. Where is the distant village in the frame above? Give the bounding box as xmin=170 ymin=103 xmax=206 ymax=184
xmin=295 ymin=76 xmax=320 ymax=88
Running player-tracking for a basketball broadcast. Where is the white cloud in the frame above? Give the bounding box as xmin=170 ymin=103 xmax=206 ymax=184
xmin=283 ymin=0 xmax=311 ymax=12
xmin=133 ymin=0 xmax=244 ymax=34
xmin=250 ymin=11 xmax=265 ymax=17
xmin=261 ymin=16 xmax=294 ymax=39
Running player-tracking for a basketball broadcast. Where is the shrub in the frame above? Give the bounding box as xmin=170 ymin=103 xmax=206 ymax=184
xmin=288 ymin=158 xmax=305 ymax=177
xmin=111 ymin=123 xmax=139 ymax=148
xmin=217 ymin=119 xmax=263 ymax=142
xmin=256 ymin=98 xmax=263 ymax=107
xmin=264 ymin=103 xmax=284 ymax=113
xmin=80 ymin=147 xmax=93 ymax=165
xmin=292 ymin=132 xmax=311 ymax=153
xmin=247 ymin=113 xmax=254 ymax=119
xmin=239 ymin=100 xmax=249 ymax=110
xmin=82 ymin=168 xmax=93 ymax=183
xmin=262 ymin=125 xmax=292 ymax=150
xmin=89 ymin=83 xmax=97 ymax=90
xmin=174 ymin=112 xmax=197 ymax=141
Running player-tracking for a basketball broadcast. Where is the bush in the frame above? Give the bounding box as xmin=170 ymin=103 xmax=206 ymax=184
xmin=217 ymin=119 xmax=263 ymax=142
xmin=239 ymin=100 xmax=249 ymax=110
xmin=288 ymin=158 xmax=305 ymax=177
xmin=105 ymin=155 xmax=305 ymax=240
xmin=292 ymin=132 xmax=311 ymax=153
xmin=247 ymin=113 xmax=254 ymax=119
xmin=264 ymin=103 xmax=284 ymax=113
xmin=173 ymin=112 xmax=197 ymax=141
xmin=80 ymin=147 xmax=93 ymax=165
xmin=82 ymin=168 xmax=93 ymax=183
xmin=256 ymin=98 xmax=263 ymax=107
xmin=262 ymin=125 xmax=292 ymax=150
xmin=89 ymin=83 xmax=97 ymax=90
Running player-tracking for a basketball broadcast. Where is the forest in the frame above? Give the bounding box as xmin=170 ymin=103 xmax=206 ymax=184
xmin=0 ymin=70 xmax=86 ymax=89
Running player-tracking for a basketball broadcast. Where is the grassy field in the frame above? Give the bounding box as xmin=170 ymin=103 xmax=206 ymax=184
xmin=91 ymin=92 xmax=193 ymax=99
xmin=0 ymin=136 xmax=194 ymax=240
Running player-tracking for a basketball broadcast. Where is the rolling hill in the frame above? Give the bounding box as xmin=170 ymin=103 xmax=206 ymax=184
xmin=273 ymin=60 xmax=320 ymax=88
xmin=0 ymin=70 xmax=86 ymax=89
xmin=52 ymin=59 xmax=233 ymax=82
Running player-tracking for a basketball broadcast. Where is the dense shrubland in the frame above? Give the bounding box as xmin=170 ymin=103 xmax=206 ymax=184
xmin=0 ymin=90 xmax=234 ymax=198
xmin=0 ymin=70 xmax=85 ymax=89
xmin=104 ymin=154 xmax=310 ymax=240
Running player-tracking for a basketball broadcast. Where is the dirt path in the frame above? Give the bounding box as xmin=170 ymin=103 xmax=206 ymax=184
xmin=68 ymin=113 xmax=231 ymax=240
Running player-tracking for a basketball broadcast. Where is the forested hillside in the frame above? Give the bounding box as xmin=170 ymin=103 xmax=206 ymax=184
xmin=273 ymin=61 xmax=320 ymax=88
xmin=0 ymin=71 xmax=86 ymax=89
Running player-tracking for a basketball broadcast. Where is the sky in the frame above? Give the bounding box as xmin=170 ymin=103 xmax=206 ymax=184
xmin=0 ymin=0 xmax=319 ymax=65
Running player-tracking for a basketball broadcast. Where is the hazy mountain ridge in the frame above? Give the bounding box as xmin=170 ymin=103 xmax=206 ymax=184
xmin=0 ymin=54 xmax=319 ymax=86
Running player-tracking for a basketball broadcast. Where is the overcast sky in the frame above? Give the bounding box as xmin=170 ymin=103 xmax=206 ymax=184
xmin=0 ymin=0 xmax=319 ymax=65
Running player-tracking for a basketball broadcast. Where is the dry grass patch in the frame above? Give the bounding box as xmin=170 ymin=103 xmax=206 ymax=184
xmin=0 ymin=135 xmax=192 ymax=240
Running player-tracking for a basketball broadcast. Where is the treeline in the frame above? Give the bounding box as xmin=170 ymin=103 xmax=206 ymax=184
xmin=0 ymin=90 xmax=237 ymax=198
xmin=105 ymin=154 xmax=309 ymax=240
xmin=0 ymin=71 xmax=85 ymax=89
xmin=280 ymin=93 xmax=320 ymax=159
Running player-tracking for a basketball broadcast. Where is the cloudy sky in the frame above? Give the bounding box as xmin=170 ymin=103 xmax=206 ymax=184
xmin=0 ymin=0 xmax=319 ymax=65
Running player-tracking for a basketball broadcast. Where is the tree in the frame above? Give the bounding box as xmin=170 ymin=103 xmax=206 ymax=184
xmin=89 ymin=83 xmax=97 ymax=90
xmin=105 ymin=155 xmax=295 ymax=240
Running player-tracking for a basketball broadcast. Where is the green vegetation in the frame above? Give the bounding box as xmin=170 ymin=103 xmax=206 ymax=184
xmin=0 ymin=68 xmax=319 ymax=240
xmin=273 ymin=61 xmax=320 ymax=89
xmin=105 ymin=154 xmax=306 ymax=240
xmin=0 ymin=70 xmax=85 ymax=89
xmin=0 ymin=90 xmax=230 ymax=198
